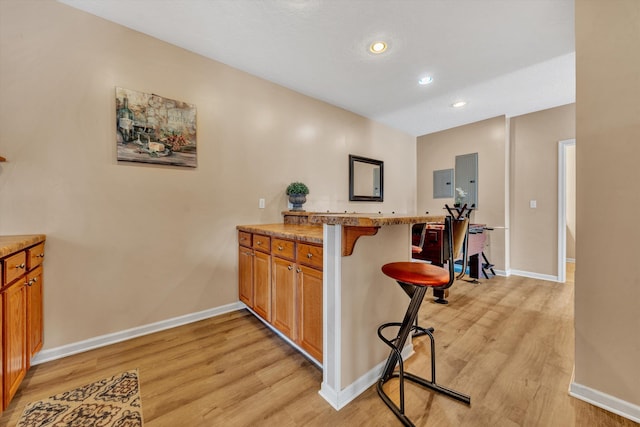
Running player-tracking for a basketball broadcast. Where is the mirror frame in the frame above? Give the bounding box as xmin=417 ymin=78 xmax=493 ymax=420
xmin=349 ymin=154 xmax=384 ymax=202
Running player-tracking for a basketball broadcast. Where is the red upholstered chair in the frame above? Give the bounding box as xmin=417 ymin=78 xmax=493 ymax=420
xmin=377 ymin=216 xmax=471 ymax=426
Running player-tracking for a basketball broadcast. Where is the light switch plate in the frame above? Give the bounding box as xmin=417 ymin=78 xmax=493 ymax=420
xmin=530 ymin=200 xmax=537 ymax=208
xmin=259 ymin=198 xmax=265 ymax=209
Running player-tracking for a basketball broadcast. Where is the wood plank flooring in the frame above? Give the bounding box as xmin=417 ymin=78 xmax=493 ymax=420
xmin=1 ymin=265 xmax=635 ymax=426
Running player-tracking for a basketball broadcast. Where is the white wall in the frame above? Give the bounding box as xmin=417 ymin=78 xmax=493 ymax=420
xmin=0 ymin=0 xmax=417 ymax=350
xmin=417 ymin=116 xmax=508 ymax=271
xmin=509 ymin=104 xmax=576 ymax=277
xmin=574 ymin=0 xmax=640 ymax=409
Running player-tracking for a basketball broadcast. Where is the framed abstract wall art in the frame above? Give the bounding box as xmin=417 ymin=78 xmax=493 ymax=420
xmin=116 ymin=87 xmax=197 ymax=168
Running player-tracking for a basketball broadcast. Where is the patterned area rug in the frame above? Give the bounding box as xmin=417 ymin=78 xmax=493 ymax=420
xmin=16 ymin=369 xmax=143 ymax=427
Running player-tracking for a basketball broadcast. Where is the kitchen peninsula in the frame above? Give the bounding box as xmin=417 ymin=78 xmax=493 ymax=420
xmin=238 ymin=212 xmax=444 ymax=410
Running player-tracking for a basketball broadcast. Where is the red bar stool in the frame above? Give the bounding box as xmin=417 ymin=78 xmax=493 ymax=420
xmin=377 ymin=216 xmax=470 ymax=426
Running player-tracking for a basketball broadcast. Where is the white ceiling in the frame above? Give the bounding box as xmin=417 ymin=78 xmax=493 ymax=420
xmin=58 ymin=0 xmax=575 ymax=136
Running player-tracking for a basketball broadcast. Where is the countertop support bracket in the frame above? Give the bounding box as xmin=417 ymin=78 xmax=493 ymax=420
xmin=342 ymin=226 xmax=379 ymax=256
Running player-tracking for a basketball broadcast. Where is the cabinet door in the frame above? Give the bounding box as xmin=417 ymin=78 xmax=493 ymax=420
xmin=238 ymin=246 xmax=254 ymax=307
xmin=272 ymin=257 xmax=296 ymax=339
xmin=253 ymin=250 xmax=271 ymax=321
xmin=297 ymin=265 xmax=323 ymax=362
xmin=2 ymin=280 xmax=27 ymax=409
xmin=27 ymin=266 xmax=44 ymax=362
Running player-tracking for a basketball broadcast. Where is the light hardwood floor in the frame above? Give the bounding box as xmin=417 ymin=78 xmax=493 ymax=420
xmin=1 ymin=268 xmax=635 ymax=426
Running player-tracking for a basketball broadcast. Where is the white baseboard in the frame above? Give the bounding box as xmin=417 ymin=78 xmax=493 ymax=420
xmin=570 ymin=381 xmax=640 ymax=423
xmin=31 ymin=302 xmax=244 ymax=365
xmin=319 ymin=344 xmax=414 ymax=410
xmin=509 ymin=269 xmax=559 ymax=282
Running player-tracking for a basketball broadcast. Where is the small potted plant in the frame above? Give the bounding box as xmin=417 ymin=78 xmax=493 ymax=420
xmin=286 ymin=182 xmax=309 ymax=211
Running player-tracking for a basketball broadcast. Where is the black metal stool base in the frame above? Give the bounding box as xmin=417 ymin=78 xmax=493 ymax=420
xmin=377 ymin=284 xmax=470 ymax=427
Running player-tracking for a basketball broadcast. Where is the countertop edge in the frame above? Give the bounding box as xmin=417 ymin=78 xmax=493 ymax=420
xmin=0 ymin=234 xmax=47 ymax=258
xmin=237 ymin=224 xmax=323 ymax=244
xmin=307 ymin=214 xmax=446 ymax=227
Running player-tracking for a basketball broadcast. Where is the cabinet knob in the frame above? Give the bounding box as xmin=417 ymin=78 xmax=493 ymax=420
xmin=278 ymin=245 xmax=284 ymax=251
xmin=296 ymin=268 xmax=302 ymax=273
xmin=33 ymin=277 xmax=38 ymax=282
xmin=256 ymin=241 xmax=262 ymax=245
xmin=38 ymin=253 xmax=45 ymax=258
xmin=307 ymin=253 xmax=313 ymax=259
xmin=16 ymin=263 xmax=25 ymax=269
xmin=27 ymin=279 xmax=34 ymax=287
xmin=287 ymin=265 xmax=293 ymax=270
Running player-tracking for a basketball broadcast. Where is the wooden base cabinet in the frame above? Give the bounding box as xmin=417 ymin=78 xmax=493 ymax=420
xmin=2 ymin=279 xmax=27 ymax=409
xmin=297 ymin=265 xmax=323 ymax=362
xmin=0 ymin=237 xmax=45 ymax=411
xmin=238 ymin=246 xmax=254 ymax=307
xmin=237 ymin=232 xmax=272 ymax=322
xmin=252 ymin=250 xmax=272 ymax=321
xmin=238 ymin=230 xmax=323 ymax=362
xmin=272 ymin=256 xmax=296 ymax=338
xmin=27 ymin=266 xmax=43 ymax=361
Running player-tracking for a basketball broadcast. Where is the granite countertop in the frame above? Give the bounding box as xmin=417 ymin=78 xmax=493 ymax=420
xmin=238 ymin=213 xmax=446 ymax=245
xmin=0 ymin=234 xmax=46 ymax=258
xmin=307 ymin=213 xmax=445 ymax=227
xmin=237 ymin=224 xmax=323 ymax=244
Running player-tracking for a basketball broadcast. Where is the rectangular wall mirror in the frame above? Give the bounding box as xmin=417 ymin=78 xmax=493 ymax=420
xmin=349 ymin=155 xmax=383 ymax=202
xmin=455 ymin=152 xmax=478 ymax=208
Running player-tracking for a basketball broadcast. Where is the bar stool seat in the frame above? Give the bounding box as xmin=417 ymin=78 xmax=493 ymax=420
xmin=377 ymin=217 xmax=471 ymax=426
xmin=382 ymin=262 xmax=449 ymax=287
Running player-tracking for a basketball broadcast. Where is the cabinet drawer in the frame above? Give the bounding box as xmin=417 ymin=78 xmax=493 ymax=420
xmin=3 ymin=250 xmax=27 ymax=286
xmin=238 ymin=231 xmax=252 ymax=248
xmin=273 ymin=238 xmax=295 ymax=260
xmin=297 ymin=243 xmax=323 ymax=270
xmin=253 ymin=234 xmax=271 ymax=253
xmin=27 ymin=242 xmax=46 ymax=270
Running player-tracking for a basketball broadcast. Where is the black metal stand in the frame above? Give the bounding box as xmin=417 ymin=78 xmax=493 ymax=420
xmin=377 ymin=282 xmax=470 ymax=426
xmin=481 ymin=251 xmax=496 ymax=278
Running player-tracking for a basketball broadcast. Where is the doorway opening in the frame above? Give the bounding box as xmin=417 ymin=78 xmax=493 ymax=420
xmin=558 ymin=139 xmax=576 ymax=283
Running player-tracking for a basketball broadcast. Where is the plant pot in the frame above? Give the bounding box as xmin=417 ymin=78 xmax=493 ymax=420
xmin=288 ymin=194 xmax=307 ymax=211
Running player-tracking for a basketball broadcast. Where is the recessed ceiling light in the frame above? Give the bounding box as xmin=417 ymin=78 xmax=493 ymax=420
xmin=418 ymin=76 xmax=433 ymax=85
xmin=451 ymin=101 xmax=467 ymax=108
xmin=369 ymin=41 xmax=387 ymax=54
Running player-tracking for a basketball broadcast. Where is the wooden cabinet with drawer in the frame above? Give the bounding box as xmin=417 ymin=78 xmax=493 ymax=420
xmin=0 ymin=236 xmax=45 ymax=411
xmin=237 ymin=228 xmax=323 ymax=362
xmin=271 ymin=238 xmax=297 ymax=339
xmin=237 ymin=232 xmax=272 ymax=321
xmin=272 ymin=238 xmax=323 ymax=361
xmin=296 ymin=243 xmax=323 ymax=361
xmin=296 ymin=264 xmax=323 ymax=361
